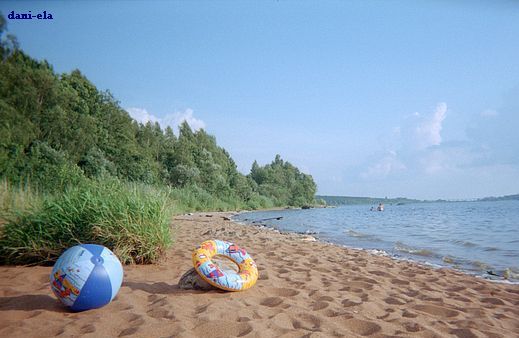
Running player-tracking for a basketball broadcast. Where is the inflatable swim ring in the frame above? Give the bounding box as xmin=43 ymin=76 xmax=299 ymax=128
xmin=192 ymin=239 xmax=258 ymax=291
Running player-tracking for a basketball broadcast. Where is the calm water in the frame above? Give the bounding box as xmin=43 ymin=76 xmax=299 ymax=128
xmin=233 ymin=201 xmax=519 ymax=282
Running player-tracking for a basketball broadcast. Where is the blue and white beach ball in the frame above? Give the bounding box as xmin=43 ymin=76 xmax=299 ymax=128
xmin=50 ymin=244 xmax=123 ymax=312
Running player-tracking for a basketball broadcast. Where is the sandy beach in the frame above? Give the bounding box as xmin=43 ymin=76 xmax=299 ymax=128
xmin=1 ymin=212 xmax=518 ymax=337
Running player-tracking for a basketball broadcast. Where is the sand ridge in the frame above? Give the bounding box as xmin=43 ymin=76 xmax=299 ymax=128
xmin=0 ymin=212 xmax=518 ymax=337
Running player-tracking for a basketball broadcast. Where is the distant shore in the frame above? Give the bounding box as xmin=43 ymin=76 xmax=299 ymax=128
xmin=1 ymin=212 xmax=518 ymax=337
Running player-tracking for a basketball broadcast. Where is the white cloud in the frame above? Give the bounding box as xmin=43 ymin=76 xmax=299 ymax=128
xmin=126 ymin=107 xmax=206 ymax=133
xmin=361 ymin=102 xmax=450 ymax=179
xmin=126 ymin=107 xmax=160 ymax=124
xmin=361 ymin=150 xmax=406 ymax=179
xmin=420 ymin=149 xmax=446 ymax=174
xmin=414 ymin=102 xmax=447 ymax=149
xmin=162 ymin=108 xmax=206 ymax=132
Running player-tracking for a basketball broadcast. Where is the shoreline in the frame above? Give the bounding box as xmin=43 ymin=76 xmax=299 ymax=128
xmin=1 ymin=211 xmax=518 ymax=337
xmin=236 ymin=218 xmax=519 ymax=286
xmin=233 ymin=207 xmax=519 ymax=285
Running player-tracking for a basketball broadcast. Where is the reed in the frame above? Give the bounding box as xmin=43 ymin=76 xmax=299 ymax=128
xmin=0 ymin=178 xmax=172 ymax=265
xmin=0 ymin=180 xmax=44 ymax=216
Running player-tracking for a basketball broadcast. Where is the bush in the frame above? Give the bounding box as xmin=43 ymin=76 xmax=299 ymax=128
xmin=0 ymin=178 xmax=172 ymax=265
xmin=246 ymin=193 xmax=275 ymax=210
xmin=20 ymin=141 xmax=85 ymax=193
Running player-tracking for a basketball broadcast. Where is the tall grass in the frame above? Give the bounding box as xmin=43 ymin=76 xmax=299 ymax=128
xmin=0 ymin=180 xmax=44 ymax=216
xmin=0 ymin=178 xmax=275 ymax=266
xmin=0 ymin=178 xmax=172 ymax=265
xmin=167 ymin=185 xmax=241 ymax=212
xmin=165 ymin=185 xmax=275 ymax=213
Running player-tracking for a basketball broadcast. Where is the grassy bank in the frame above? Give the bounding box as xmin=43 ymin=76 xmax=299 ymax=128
xmin=0 ymin=179 xmax=174 ymax=265
xmin=0 ymin=178 xmax=277 ymax=265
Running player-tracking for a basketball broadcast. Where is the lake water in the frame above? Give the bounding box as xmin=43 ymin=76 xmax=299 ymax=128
xmin=233 ymin=201 xmax=519 ymax=283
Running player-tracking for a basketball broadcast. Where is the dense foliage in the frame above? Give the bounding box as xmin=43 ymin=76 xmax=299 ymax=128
xmin=0 ymin=16 xmax=317 ymax=264
xmin=250 ymin=155 xmax=316 ymax=207
xmin=0 ymin=17 xmax=316 ymax=208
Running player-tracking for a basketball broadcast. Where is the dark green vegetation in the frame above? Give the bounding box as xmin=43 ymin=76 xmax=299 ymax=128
xmin=0 ymin=16 xmax=317 ymax=264
xmin=317 ymin=195 xmax=421 ymax=206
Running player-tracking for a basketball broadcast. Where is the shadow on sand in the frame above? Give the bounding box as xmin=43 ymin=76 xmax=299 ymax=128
xmin=0 ymin=294 xmax=67 ymax=313
xmin=123 ymin=281 xmax=222 ymax=295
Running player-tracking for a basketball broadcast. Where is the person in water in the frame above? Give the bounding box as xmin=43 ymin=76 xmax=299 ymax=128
xmin=377 ymin=203 xmax=384 ymax=211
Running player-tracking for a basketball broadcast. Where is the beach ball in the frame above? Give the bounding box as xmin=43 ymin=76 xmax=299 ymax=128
xmin=50 ymin=244 xmax=123 ymax=312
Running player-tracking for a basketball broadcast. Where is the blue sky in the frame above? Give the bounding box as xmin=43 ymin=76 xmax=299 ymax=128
xmin=2 ymin=1 xmax=519 ymax=199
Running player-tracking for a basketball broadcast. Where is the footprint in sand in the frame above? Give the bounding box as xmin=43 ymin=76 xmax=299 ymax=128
xmin=384 ymin=297 xmax=405 ymax=305
xmin=403 ymin=290 xmax=419 ymax=297
xmin=313 ymin=267 xmax=331 ymax=273
xmin=353 ymin=276 xmax=379 ymax=285
xmin=390 ymin=278 xmax=410 ymax=285
xmin=258 ymin=272 xmax=269 ymax=280
xmin=368 ymin=270 xmax=391 ymax=278
xmin=293 ymin=267 xmax=309 ymax=273
xmin=323 ymin=309 xmax=352 ymax=318
xmin=146 ymin=294 xmax=175 ymax=319
xmin=127 ymin=313 xmax=145 ymax=326
xmin=321 ymin=278 xmax=333 ymax=287
xmin=80 ymin=324 xmax=96 ymax=334
xmin=148 ymin=307 xmax=175 ymax=319
xmin=148 ymin=295 xmax=168 ymax=307
xmin=418 ymin=295 xmax=444 ymax=303
xmin=447 ymin=285 xmax=466 ymax=292
xmin=449 ymin=328 xmax=479 ymax=338
xmin=317 ymin=295 xmax=334 ymax=302
xmin=292 ymin=313 xmax=322 ymax=331
xmin=403 ymin=321 xmax=423 ymax=332
xmin=267 ymin=287 xmax=299 ymax=297
xmin=260 ymin=297 xmax=284 ymax=307
xmin=341 ymin=299 xmax=361 ymax=307
xmin=402 ymin=309 xmax=418 ymax=318
xmin=480 ymin=297 xmax=505 ymax=305
xmin=413 ymin=304 xmax=460 ymax=318
xmin=193 ymin=321 xmax=253 ymax=337
xmin=195 ymin=304 xmax=210 ymax=314
xmin=311 ymin=301 xmax=329 ymax=311
xmin=344 ymin=318 xmax=381 ymax=336
xmin=400 ymin=272 xmax=417 ymax=278
xmin=309 ymin=257 xmax=320 ymax=264
xmin=119 ymin=327 xmax=139 ymax=337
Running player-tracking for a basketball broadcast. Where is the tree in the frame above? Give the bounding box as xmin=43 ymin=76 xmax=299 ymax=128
xmin=248 ymin=155 xmax=317 ymax=207
xmin=0 ymin=13 xmax=317 ymax=209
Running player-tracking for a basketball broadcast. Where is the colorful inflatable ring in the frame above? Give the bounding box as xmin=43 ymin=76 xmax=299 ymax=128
xmin=192 ymin=239 xmax=258 ymax=291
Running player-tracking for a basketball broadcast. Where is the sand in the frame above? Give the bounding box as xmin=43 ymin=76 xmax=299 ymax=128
xmin=1 ymin=212 xmax=518 ymax=337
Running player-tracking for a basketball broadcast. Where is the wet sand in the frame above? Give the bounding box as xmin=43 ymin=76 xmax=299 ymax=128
xmin=1 ymin=212 xmax=518 ymax=337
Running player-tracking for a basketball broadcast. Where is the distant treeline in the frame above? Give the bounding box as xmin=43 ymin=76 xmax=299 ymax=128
xmin=317 ymin=195 xmax=421 ymax=206
xmin=318 ymin=194 xmax=519 ymax=206
xmin=478 ymin=194 xmax=519 ymax=202
xmin=0 ymin=16 xmax=316 ymax=209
